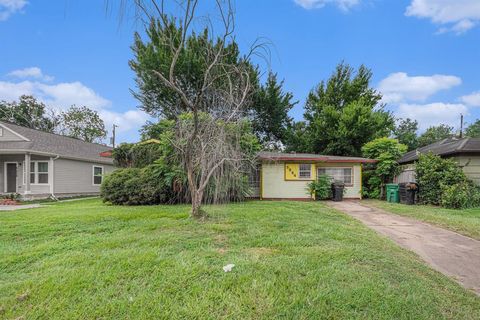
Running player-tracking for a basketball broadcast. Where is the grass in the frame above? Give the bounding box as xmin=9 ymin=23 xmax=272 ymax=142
xmin=364 ymin=200 xmax=480 ymax=240
xmin=1 ymin=199 xmax=479 ymax=319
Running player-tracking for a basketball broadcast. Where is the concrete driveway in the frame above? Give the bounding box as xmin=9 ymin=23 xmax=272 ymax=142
xmin=327 ymin=200 xmax=480 ymax=296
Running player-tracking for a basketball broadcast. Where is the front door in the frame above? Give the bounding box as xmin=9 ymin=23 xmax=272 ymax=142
xmin=6 ymin=163 xmax=17 ymax=193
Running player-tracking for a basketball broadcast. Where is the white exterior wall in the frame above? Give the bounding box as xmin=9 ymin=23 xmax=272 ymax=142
xmin=261 ymin=161 xmax=362 ymax=199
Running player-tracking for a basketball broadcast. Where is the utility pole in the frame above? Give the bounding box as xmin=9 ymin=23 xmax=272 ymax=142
xmin=110 ymin=124 xmax=118 ymax=148
xmin=460 ymin=114 xmax=464 ymax=139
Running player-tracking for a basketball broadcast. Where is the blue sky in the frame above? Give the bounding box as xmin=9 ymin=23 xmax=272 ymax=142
xmin=1 ymin=0 xmax=480 ymax=143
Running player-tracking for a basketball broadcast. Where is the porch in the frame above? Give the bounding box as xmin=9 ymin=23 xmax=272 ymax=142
xmin=0 ymin=153 xmax=54 ymax=198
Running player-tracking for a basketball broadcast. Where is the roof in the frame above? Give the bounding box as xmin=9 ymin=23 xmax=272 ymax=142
xmin=258 ymin=151 xmax=376 ymax=163
xmin=398 ymin=137 xmax=480 ymax=164
xmin=0 ymin=121 xmax=114 ymax=164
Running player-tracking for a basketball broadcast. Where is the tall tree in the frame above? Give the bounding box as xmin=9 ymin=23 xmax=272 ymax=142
xmin=417 ymin=124 xmax=454 ymax=147
xmin=59 ymin=106 xmax=107 ymax=143
xmin=466 ymin=119 xmax=480 ymax=138
xmin=284 ymin=121 xmax=310 ymax=153
xmin=250 ymin=73 xmax=296 ymax=148
xmin=362 ymin=138 xmax=407 ymax=199
xmin=129 ymin=0 xmax=257 ymax=218
xmin=290 ymin=63 xmax=394 ymax=156
xmin=0 ymin=95 xmax=58 ymax=132
xmin=394 ymin=118 xmax=418 ymax=151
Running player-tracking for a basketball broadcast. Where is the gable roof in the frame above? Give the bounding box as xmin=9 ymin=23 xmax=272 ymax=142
xmin=258 ymin=151 xmax=376 ymax=163
xmin=398 ymin=137 xmax=480 ymax=164
xmin=0 ymin=121 xmax=113 ymax=164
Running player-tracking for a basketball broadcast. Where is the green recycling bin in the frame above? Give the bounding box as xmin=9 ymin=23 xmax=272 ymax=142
xmin=386 ymin=184 xmax=400 ymax=203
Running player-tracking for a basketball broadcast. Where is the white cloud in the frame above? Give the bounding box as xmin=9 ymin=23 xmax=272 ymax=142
xmin=0 ymin=73 xmax=149 ymax=143
xmin=100 ymin=110 xmax=149 ymax=134
xmin=378 ymin=72 xmax=462 ymax=103
xmin=396 ymin=102 xmax=468 ymax=131
xmin=460 ymin=91 xmax=480 ymax=107
xmin=294 ymin=0 xmax=360 ymax=11
xmin=406 ymin=0 xmax=480 ymax=34
xmin=0 ymin=0 xmax=27 ymax=21
xmin=8 ymin=67 xmax=54 ymax=81
xmin=0 ymin=80 xmax=110 ymax=110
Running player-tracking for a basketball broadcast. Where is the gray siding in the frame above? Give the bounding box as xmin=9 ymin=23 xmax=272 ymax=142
xmin=54 ymin=158 xmax=114 ymax=194
xmin=454 ymin=156 xmax=480 ymax=185
xmin=0 ymin=126 xmax=25 ymax=141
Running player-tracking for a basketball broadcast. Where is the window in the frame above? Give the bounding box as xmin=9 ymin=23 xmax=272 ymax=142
xmin=26 ymin=161 xmax=49 ymax=184
xmin=30 ymin=162 xmax=36 ymax=184
xmin=248 ymin=167 xmax=261 ymax=188
xmin=93 ymin=166 xmax=103 ymax=185
xmin=38 ymin=162 xmax=49 ymax=184
xmin=317 ymin=167 xmax=352 ymax=185
xmin=299 ymin=164 xmax=312 ymax=179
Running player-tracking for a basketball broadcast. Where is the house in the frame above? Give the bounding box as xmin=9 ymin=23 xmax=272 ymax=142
xmin=397 ymin=137 xmax=480 ymax=185
xmin=250 ymin=152 xmax=376 ymax=200
xmin=0 ymin=121 xmax=115 ymax=199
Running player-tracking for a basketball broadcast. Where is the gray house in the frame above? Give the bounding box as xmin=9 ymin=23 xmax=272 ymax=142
xmin=397 ymin=137 xmax=480 ymax=185
xmin=0 ymin=121 xmax=115 ymax=199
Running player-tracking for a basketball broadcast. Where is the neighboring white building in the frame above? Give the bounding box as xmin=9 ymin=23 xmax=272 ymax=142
xmin=250 ymin=152 xmax=376 ymax=200
xmin=0 ymin=121 xmax=115 ymax=200
xmin=397 ymin=137 xmax=480 ymax=185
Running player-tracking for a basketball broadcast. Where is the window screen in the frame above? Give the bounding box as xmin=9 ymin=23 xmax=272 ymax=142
xmin=317 ymin=168 xmax=352 ymax=184
xmin=299 ymin=164 xmax=311 ymax=179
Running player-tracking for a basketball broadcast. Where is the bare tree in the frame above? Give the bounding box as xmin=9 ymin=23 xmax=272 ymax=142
xmin=126 ymin=0 xmax=258 ymax=218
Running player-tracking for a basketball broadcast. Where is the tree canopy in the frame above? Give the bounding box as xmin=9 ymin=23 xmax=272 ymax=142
xmin=394 ymin=118 xmax=419 ymax=151
xmin=59 ymin=106 xmax=107 ymax=143
xmin=0 ymin=95 xmax=58 ymax=132
xmin=286 ymin=63 xmax=394 ymax=156
xmin=250 ymin=73 xmax=295 ymax=148
xmin=417 ymin=124 xmax=454 ymax=147
xmin=466 ymin=120 xmax=480 ymax=138
xmin=362 ymin=137 xmax=407 ymax=199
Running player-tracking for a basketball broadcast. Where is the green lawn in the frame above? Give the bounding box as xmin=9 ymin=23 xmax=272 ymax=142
xmin=1 ymin=200 xmax=479 ymax=319
xmin=365 ymin=200 xmax=480 ymax=240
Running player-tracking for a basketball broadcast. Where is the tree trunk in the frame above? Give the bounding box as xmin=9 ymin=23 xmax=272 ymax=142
xmin=191 ymin=190 xmax=204 ymax=219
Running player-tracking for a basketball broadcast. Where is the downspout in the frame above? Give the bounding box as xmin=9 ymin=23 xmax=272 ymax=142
xmin=50 ymin=155 xmax=60 ymax=201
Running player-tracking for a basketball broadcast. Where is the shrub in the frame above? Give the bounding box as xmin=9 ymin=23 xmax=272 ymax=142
xmin=416 ymin=153 xmax=466 ymax=206
xmin=440 ymin=181 xmax=480 ymax=209
xmin=361 ymin=137 xmax=407 ymax=199
xmin=112 ymin=142 xmax=164 ymax=168
xmin=100 ymin=161 xmax=183 ymax=205
xmin=307 ymin=175 xmax=332 ymax=200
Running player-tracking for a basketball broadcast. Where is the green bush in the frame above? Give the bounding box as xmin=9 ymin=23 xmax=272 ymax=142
xmin=100 ymin=161 xmax=183 ymax=205
xmin=307 ymin=175 xmax=332 ymax=200
xmin=416 ymin=153 xmax=466 ymax=206
xmin=112 ymin=142 xmax=164 ymax=169
xmin=440 ymin=181 xmax=480 ymax=209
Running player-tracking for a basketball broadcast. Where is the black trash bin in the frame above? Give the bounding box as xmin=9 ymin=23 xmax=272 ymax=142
xmin=399 ymin=182 xmax=418 ymax=205
xmin=331 ymin=182 xmax=345 ymax=202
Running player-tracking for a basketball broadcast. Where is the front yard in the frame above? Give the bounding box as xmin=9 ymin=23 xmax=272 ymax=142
xmin=365 ymin=200 xmax=480 ymax=240
xmin=1 ymin=199 xmax=479 ymax=319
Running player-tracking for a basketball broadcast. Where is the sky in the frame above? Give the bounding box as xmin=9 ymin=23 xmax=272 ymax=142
xmin=1 ymin=0 xmax=480 ymax=144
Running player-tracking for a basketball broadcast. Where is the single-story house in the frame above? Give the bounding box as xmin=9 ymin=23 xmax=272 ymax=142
xmin=250 ymin=152 xmax=376 ymax=200
xmin=397 ymin=137 xmax=480 ymax=185
xmin=0 ymin=121 xmax=115 ymax=199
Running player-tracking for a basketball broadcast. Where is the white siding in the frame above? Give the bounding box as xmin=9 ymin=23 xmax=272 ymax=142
xmin=261 ymin=161 xmax=362 ymax=199
xmin=54 ymin=158 xmax=114 ymax=194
